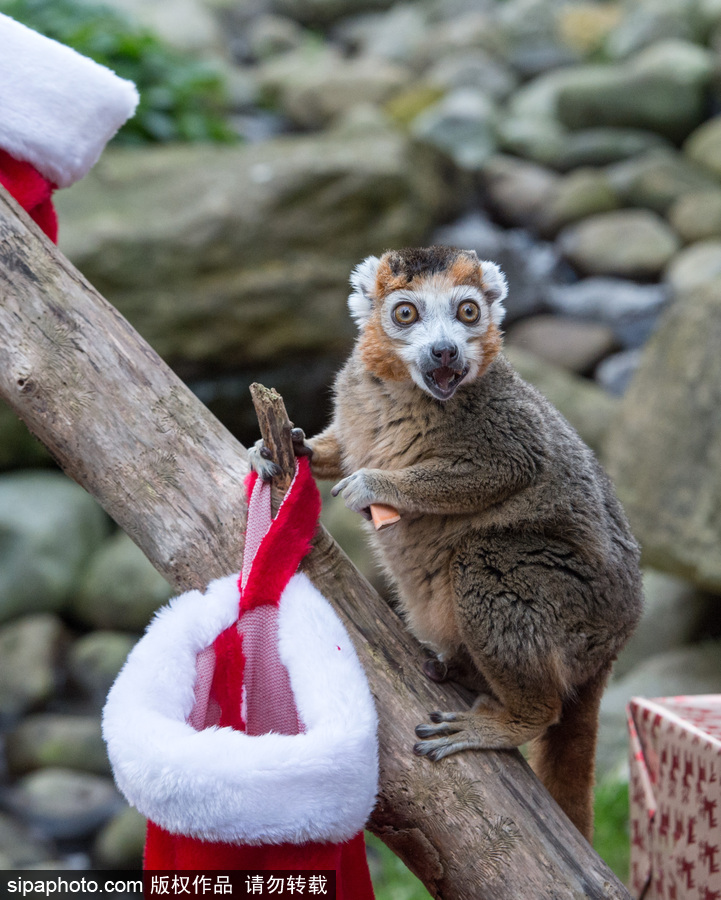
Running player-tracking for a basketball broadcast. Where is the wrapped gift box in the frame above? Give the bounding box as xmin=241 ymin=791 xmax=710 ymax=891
xmin=628 ymin=695 xmax=721 ymax=899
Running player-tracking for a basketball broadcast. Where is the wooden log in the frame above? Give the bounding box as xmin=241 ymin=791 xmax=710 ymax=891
xmin=0 ymin=188 xmax=632 ymax=899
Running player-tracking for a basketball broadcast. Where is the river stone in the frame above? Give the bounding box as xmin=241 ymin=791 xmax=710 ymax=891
xmin=554 ymin=128 xmax=672 ymax=171
xmin=557 ymin=209 xmax=680 ymax=279
xmin=87 ymin=0 xmax=225 ymax=53
xmin=606 ymin=149 xmax=717 ymax=214
xmin=5 ymin=714 xmax=109 ymax=777
xmin=495 ymin=115 xmax=566 ymax=168
xmin=55 ymin=128 xmax=450 ymax=374
xmin=333 ymin=3 xmax=429 ymax=65
xmin=481 ymin=154 xmax=560 ymax=229
xmin=684 ymin=114 xmax=721 ymax=178
xmin=5 ymin=768 xmax=124 ymax=840
xmin=0 ymin=472 xmax=109 ymax=623
xmin=68 ymin=631 xmax=138 ymax=708
xmin=614 ymin=569 xmax=713 ymax=679
xmin=594 ymin=348 xmax=643 ymax=396
xmin=70 ymin=531 xmax=173 ymax=632
xmin=546 ymin=278 xmax=670 ymax=348
xmin=425 ymin=50 xmax=518 ymax=102
xmin=668 ymin=189 xmax=721 ymax=242
xmin=411 ymin=88 xmax=498 ymax=170
xmin=505 ymin=347 xmax=618 ymax=457
xmin=538 ymin=168 xmax=618 ymax=236
xmin=665 ymin=239 xmax=721 ymax=295
xmin=258 ymin=46 xmax=408 ymax=129
xmin=605 ymin=282 xmax=721 ymax=591
xmin=598 ymin=641 xmax=721 ymax=779
xmin=93 ymin=806 xmax=146 ymax=870
xmin=505 ymin=315 xmax=617 ymax=375
xmin=0 ymin=614 xmax=67 ymax=722
xmin=0 ymin=811 xmax=55 ymax=867
xmin=604 ymin=0 xmax=706 ymax=60
xmin=556 ymin=40 xmax=713 ymax=142
xmin=271 ymin=0 xmax=395 ymax=26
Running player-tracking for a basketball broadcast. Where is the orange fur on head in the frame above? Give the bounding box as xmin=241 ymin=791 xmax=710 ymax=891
xmin=358 ymin=314 xmax=409 ymax=382
xmin=471 ymin=322 xmax=503 ymax=378
xmin=449 ymin=256 xmax=484 ymax=290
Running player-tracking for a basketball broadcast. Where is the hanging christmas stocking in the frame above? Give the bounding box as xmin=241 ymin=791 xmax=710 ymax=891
xmin=0 ymin=12 xmax=138 ymax=242
xmin=103 ymin=456 xmax=378 ymax=899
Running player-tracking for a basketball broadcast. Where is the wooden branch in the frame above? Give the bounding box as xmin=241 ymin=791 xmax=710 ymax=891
xmin=0 ymin=188 xmax=632 ymax=899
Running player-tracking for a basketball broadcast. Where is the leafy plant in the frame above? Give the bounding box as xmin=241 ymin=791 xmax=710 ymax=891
xmin=0 ymin=0 xmax=236 ymax=143
xmin=594 ymin=778 xmax=631 ymax=883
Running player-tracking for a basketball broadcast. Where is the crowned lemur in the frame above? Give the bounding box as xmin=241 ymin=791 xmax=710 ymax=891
xmin=250 ymin=246 xmax=643 ymax=842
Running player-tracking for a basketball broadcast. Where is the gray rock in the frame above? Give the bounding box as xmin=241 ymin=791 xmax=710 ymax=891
xmin=55 ymin=130 xmax=452 ymax=374
xmin=550 ymin=128 xmax=673 ymax=171
xmin=684 ymin=114 xmax=721 ymax=178
xmin=411 ymin=88 xmax=497 ymax=170
xmin=0 ymin=811 xmax=55 ymax=867
xmin=245 ymin=14 xmax=308 ymax=59
xmin=557 ymin=209 xmax=681 ymax=279
xmin=0 ymin=472 xmax=109 ymax=623
xmin=426 ymin=50 xmax=518 ymax=102
xmin=88 ymin=0 xmax=226 ymax=53
xmin=546 ymin=278 xmax=670 ymax=348
xmin=594 ymin=348 xmax=643 ymax=396
xmin=5 ymin=768 xmax=124 ymax=840
xmin=505 ymin=315 xmax=617 ymax=375
xmin=538 ymin=168 xmax=618 ymax=236
xmin=481 ymin=154 xmax=560 ymax=229
xmin=604 ymin=0 xmax=706 ymax=60
xmin=605 ymin=282 xmax=721 ymax=591
xmin=70 ymin=531 xmax=173 ymax=632
xmin=5 ymin=714 xmax=109 ymax=777
xmin=557 ymin=40 xmax=714 ymax=142
xmin=0 ymin=401 xmax=51 ymax=470
xmin=494 ymin=115 xmax=566 ymax=168
xmin=614 ymin=569 xmax=713 ymax=679
xmin=667 ymin=189 xmax=721 ymax=242
xmin=606 ymin=149 xmax=717 ymax=214
xmin=93 ymin=806 xmax=146 ymax=870
xmin=68 ymin=632 xmax=138 ymax=708
xmin=333 ymin=3 xmax=429 ymax=65
xmin=505 ymin=347 xmax=619 ymax=457
xmin=270 ymin=0 xmax=395 ymax=27
xmin=598 ymin=641 xmax=721 ymax=779
xmin=432 ymin=212 xmax=560 ymax=322
xmin=0 ymin=614 xmax=67 ymax=722
xmin=494 ymin=0 xmax=579 ymax=77
xmin=665 ymin=238 xmax=721 ymax=295
xmin=259 ymin=46 xmax=408 ymax=129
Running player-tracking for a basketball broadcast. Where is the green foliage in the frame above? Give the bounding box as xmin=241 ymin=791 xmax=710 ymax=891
xmin=594 ymin=778 xmax=631 ymax=883
xmin=366 ymin=833 xmax=432 ymax=900
xmin=0 ymin=0 xmax=236 ymax=143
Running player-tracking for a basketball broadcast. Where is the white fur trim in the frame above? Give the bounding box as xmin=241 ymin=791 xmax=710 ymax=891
xmin=102 ymin=573 xmax=379 ymax=844
xmin=348 ymin=255 xmax=380 ymax=326
xmin=479 ymin=259 xmax=508 ymax=325
xmin=0 ymin=14 xmax=139 ymax=187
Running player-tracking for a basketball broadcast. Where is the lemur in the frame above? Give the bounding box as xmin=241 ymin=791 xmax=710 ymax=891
xmin=250 ymin=246 xmax=643 ymax=842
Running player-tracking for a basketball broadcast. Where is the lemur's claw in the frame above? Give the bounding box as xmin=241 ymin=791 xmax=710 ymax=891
xmin=248 ymin=438 xmax=282 ymax=481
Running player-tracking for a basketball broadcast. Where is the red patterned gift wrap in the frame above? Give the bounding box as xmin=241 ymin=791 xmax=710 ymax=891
xmin=628 ymin=695 xmax=721 ymax=900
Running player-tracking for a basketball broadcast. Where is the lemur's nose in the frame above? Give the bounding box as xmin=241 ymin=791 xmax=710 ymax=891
xmin=431 ymin=342 xmax=459 ymax=367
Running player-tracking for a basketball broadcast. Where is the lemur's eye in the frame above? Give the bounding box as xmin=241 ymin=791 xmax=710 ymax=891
xmin=393 ymin=302 xmax=418 ymax=326
xmin=457 ymin=300 xmax=480 ymax=324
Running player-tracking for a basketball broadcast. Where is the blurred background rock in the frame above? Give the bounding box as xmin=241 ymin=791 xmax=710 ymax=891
xmin=1 ymin=0 xmax=721 ymax=887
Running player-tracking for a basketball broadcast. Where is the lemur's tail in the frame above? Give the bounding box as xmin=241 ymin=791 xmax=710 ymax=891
xmin=528 ymin=665 xmax=611 ymax=843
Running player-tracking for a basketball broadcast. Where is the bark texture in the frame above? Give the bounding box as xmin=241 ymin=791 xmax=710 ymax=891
xmin=0 ymin=189 xmax=631 ymax=899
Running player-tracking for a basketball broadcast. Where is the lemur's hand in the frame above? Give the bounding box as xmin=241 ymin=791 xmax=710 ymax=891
xmin=248 ymin=428 xmax=313 ymax=482
xmin=248 ymin=439 xmax=281 ymax=481
xmin=331 ymin=469 xmax=382 ymax=521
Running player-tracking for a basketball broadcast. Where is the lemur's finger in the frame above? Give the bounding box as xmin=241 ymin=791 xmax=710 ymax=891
xmin=291 ymin=427 xmax=313 ymax=458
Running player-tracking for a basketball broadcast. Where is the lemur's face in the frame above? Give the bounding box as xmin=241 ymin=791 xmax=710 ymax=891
xmin=348 ymin=247 xmax=507 ymax=401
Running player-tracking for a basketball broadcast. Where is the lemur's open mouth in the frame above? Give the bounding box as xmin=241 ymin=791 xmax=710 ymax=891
xmin=425 ymin=365 xmax=468 ymax=401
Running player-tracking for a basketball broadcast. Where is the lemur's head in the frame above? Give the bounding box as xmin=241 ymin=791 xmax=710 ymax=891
xmin=348 ymin=246 xmax=507 ymax=401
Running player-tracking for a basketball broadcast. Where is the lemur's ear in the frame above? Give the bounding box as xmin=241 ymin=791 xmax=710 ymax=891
xmin=348 ymin=255 xmax=380 ymax=327
xmin=480 ymin=260 xmax=508 ymax=326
